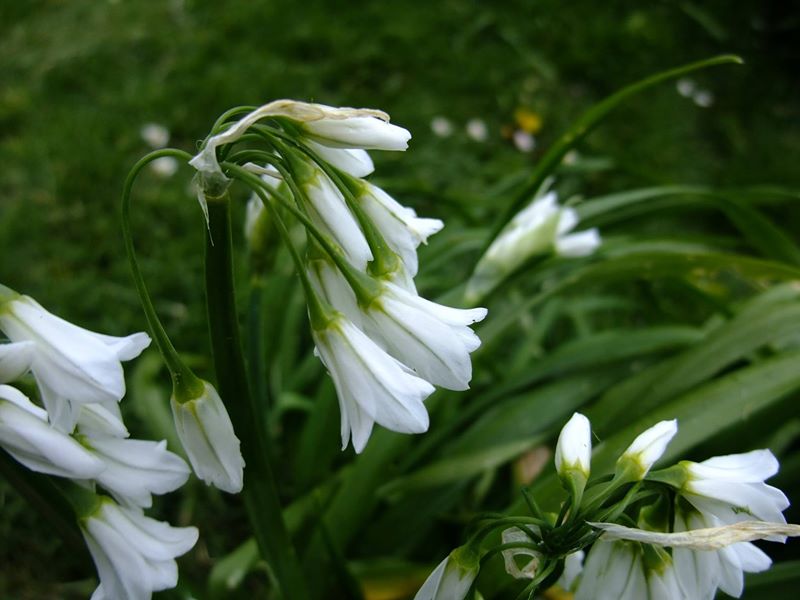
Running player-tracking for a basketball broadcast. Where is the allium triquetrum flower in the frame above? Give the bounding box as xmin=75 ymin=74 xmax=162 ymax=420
xmin=616 ymin=419 xmax=678 ymax=481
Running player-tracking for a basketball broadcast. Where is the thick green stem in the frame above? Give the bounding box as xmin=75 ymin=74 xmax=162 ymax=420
xmin=203 ymin=192 xmax=309 ymax=600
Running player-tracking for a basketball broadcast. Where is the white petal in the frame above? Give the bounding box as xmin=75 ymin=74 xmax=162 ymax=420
xmin=302 ymin=115 xmax=411 ymax=150
xmin=555 ymin=412 xmax=592 ymax=476
xmin=687 ymin=449 xmax=780 ymax=483
xmin=77 ymin=402 xmax=129 ymax=439
xmin=557 ymin=207 xmax=579 ymax=235
xmin=620 ymin=419 xmax=678 ymax=477
xmin=92 ymin=331 xmax=151 ymax=361
xmin=0 ymin=341 xmax=35 ymax=383
xmin=555 ymin=229 xmax=602 ymax=257
xmin=303 ymin=139 xmax=375 ymax=177
xmin=88 ymin=437 xmax=190 ymax=508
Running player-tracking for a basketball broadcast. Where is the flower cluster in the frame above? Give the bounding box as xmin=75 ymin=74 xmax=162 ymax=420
xmin=190 ymin=101 xmax=488 ymax=452
xmin=0 ymin=285 xmax=197 ymax=599
xmin=414 ymin=412 xmax=799 ymax=600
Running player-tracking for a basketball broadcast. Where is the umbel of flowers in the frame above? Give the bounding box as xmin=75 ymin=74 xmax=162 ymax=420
xmin=414 ymin=412 xmax=800 ymax=600
xmin=0 ymin=284 xmax=197 ymax=599
xmin=187 ymin=100 xmax=488 ymax=453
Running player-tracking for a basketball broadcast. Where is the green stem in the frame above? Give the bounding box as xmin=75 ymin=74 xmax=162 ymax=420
xmin=121 ymin=148 xmax=204 ymax=401
xmin=203 ymin=191 xmax=309 ymax=600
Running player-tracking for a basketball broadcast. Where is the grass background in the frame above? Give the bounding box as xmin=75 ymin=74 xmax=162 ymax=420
xmin=1 ymin=0 xmax=799 ymax=598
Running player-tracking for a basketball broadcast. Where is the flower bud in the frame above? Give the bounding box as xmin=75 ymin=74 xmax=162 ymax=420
xmin=555 ymin=412 xmax=591 ymax=498
xmin=171 ymin=380 xmax=244 ymax=493
xmin=414 ymin=545 xmax=479 ymax=600
xmin=616 ymin=420 xmax=678 ymax=481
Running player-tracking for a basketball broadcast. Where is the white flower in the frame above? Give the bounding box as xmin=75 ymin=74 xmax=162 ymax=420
xmin=617 ymin=419 xmax=678 ymax=480
xmin=313 ymin=315 xmax=433 ymax=453
xmin=575 ymin=540 xmax=684 ymax=600
xmin=357 ymin=181 xmax=444 ymax=277
xmin=679 ymin=449 xmax=789 ymax=527
xmin=465 ymin=192 xmax=600 ymax=302
xmin=244 ymin=194 xmax=266 ymax=246
xmin=299 ymin=164 xmax=373 ymax=271
xmin=81 ymin=497 xmax=198 ymax=600
xmin=0 ymin=384 xmax=105 ymax=479
xmin=0 ymin=293 xmax=151 ymax=431
xmin=414 ymin=549 xmax=479 ymax=600
xmin=555 ymin=412 xmax=592 ymax=481
xmin=170 ymin=380 xmax=245 ymax=494
xmin=363 ymin=281 xmax=487 ymax=391
xmin=140 ymin=123 xmax=170 ymax=149
xmin=303 ymin=138 xmax=375 ymax=177
xmin=673 ymin=509 xmax=773 ymax=599
xmin=81 ymin=436 xmax=190 ymax=508
xmin=189 ymin=100 xmax=408 ymax=176
xmin=308 ymin=258 xmax=363 ymax=327
xmin=0 ymin=340 xmax=35 ymax=382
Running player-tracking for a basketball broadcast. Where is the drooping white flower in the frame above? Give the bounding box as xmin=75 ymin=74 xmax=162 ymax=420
xmin=170 ymin=380 xmax=245 ymax=494
xmin=673 ymin=509 xmax=773 ymax=599
xmin=362 ymin=281 xmax=487 ymax=391
xmin=80 ymin=497 xmax=198 ymax=600
xmin=81 ymin=436 xmax=190 ymax=508
xmin=575 ymin=540 xmax=684 ymax=600
xmin=303 ymin=138 xmax=375 ymax=178
xmin=414 ymin=548 xmax=479 ymax=600
xmin=298 ymin=163 xmax=373 ymax=271
xmin=555 ymin=412 xmax=592 ymax=484
xmin=357 ymin=181 xmax=444 ymax=277
xmin=189 ymin=100 xmax=408 ymax=176
xmin=0 ymin=384 xmax=105 ymax=479
xmin=0 ymin=293 xmax=151 ymax=431
xmin=679 ymin=449 xmax=789 ymax=527
xmin=465 ymin=192 xmax=601 ymax=302
xmin=0 ymin=341 xmax=35 ymax=382
xmin=313 ymin=314 xmax=433 ymax=453
xmin=617 ymin=419 xmax=678 ymax=481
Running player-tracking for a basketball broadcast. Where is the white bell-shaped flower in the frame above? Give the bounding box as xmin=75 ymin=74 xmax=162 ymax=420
xmin=170 ymin=380 xmax=245 ymax=494
xmin=357 ymin=181 xmax=443 ymax=277
xmin=362 ymin=281 xmax=487 ymax=391
xmin=82 ymin=437 xmax=190 ymax=508
xmin=313 ymin=315 xmax=433 ymax=453
xmin=0 ymin=293 xmax=150 ymax=431
xmin=0 ymin=384 xmax=105 ymax=479
xmin=679 ymin=449 xmax=789 ymax=527
xmin=81 ymin=497 xmax=198 ymax=600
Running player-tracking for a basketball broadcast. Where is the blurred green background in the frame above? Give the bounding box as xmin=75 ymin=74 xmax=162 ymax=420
xmin=1 ymin=0 xmax=799 ymax=597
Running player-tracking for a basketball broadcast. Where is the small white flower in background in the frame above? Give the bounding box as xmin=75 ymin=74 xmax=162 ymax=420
xmin=512 ymin=130 xmax=536 ymax=153
xmin=302 ymin=138 xmax=375 ymax=178
xmin=616 ymin=419 xmax=678 ymax=481
xmin=140 ymin=123 xmax=170 ymax=149
xmin=466 ymin=118 xmax=488 ymax=142
xmin=430 ymin=116 xmax=454 ymax=138
xmin=575 ymin=539 xmax=683 ymax=600
xmin=676 ymin=78 xmax=696 ymax=98
xmin=0 ymin=384 xmax=105 ymax=479
xmin=555 ymin=412 xmax=592 ymax=491
xmin=81 ymin=437 xmax=191 ymax=508
xmin=0 ymin=292 xmax=151 ymax=431
xmin=501 ymin=526 xmax=542 ymax=579
xmin=465 ymin=191 xmax=601 ymax=302
xmin=297 ymin=162 xmax=374 ymax=271
xmin=81 ymin=497 xmax=198 ymax=600
xmin=0 ymin=340 xmax=35 ymax=382
xmin=170 ymin=380 xmax=245 ymax=493
xmin=357 ymin=181 xmax=444 ymax=278
xmin=313 ymin=315 xmax=433 ymax=453
xmin=414 ymin=548 xmax=479 ymax=600
xmin=244 ymin=194 xmax=266 ymax=246
xmin=363 ymin=281 xmax=487 ymax=391
xmin=692 ymin=89 xmax=714 ymax=108
xmin=678 ymin=449 xmax=789 ymax=527
xmin=149 ymin=156 xmax=179 ymax=178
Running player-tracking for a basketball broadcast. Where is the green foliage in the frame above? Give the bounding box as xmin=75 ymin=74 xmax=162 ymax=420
xmin=2 ymin=1 xmax=800 ymax=599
